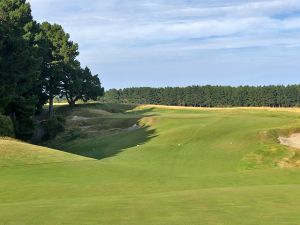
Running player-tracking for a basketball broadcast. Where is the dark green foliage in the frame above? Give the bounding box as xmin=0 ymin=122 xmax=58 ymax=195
xmin=105 ymin=85 xmax=300 ymax=107
xmin=7 ymin=96 xmax=37 ymax=140
xmin=62 ymin=64 xmax=104 ymax=106
xmin=0 ymin=114 xmax=14 ymax=137
xmin=101 ymin=89 xmax=122 ymax=103
xmin=40 ymin=22 xmax=103 ymax=110
xmin=42 ymin=116 xmax=65 ymax=140
xmin=39 ymin=22 xmax=79 ymax=116
xmin=0 ymin=0 xmax=103 ymax=140
xmin=0 ymin=0 xmax=42 ymax=140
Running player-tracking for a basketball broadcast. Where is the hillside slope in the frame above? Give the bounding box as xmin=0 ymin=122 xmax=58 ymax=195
xmin=0 ymin=138 xmax=89 ymax=166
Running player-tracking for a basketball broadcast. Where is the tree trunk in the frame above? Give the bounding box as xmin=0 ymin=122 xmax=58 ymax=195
xmin=49 ymin=96 xmax=54 ymax=118
xmin=69 ymin=100 xmax=76 ymax=107
xmin=68 ymin=96 xmax=79 ymax=107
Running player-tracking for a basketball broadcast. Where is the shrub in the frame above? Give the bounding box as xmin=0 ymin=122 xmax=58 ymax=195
xmin=42 ymin=116 xmax=65 ymax=140
xmin=0 ymin=114 xmax=14 ymax=137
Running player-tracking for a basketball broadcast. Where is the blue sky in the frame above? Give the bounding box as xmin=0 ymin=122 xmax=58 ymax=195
xmin=28 ymin=0 xmax=300 ymax=89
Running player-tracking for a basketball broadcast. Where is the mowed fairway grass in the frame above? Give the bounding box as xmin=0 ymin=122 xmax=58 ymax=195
xmin=1 ymin=105 xmax=300 ymax=225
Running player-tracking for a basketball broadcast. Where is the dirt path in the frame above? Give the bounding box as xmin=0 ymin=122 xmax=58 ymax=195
xmin=279 ymin=133 xmax=300 ymax=149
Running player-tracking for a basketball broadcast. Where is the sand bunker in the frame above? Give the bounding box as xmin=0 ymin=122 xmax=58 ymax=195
xmin=279 ymin=133 xmax=300 ymax=149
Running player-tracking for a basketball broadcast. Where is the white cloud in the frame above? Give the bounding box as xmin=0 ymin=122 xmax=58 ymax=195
xmin=28 ymin=0 xmax=300 ymax=65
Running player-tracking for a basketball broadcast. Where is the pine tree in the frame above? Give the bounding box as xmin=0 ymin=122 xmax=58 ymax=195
xmin=0 ymin=0 xmax=42 ymax=139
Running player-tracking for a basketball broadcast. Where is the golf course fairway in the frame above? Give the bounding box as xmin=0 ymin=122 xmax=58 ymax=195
xmin=1 ymin=105 xmax=300 ymax=225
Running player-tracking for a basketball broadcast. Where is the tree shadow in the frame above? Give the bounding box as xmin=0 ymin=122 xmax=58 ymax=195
xmin=44 ymin=104 xmax=158 ymax=160
xmin=59 ymin=125 xmax=157 ymax=160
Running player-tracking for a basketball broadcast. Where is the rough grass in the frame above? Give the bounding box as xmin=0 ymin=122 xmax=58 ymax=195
xmin=1 ymin=105 xmax=300 ymax=225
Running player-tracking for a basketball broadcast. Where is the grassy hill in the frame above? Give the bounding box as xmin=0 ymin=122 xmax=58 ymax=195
xmin=1 ymin=104 xmax=300 ymax=225
xmin=0 ymin=138 xmax=89 ymax=167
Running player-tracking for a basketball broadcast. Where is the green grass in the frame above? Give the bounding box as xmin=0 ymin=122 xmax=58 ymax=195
xmin=1 ymin=105 xmax=300 ymax=225
xmin=0 ymin=138 xmax=89 ymax=166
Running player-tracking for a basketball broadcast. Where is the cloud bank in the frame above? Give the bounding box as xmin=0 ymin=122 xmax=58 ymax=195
xmin=28 ymin=0 xmax=300 ymax=88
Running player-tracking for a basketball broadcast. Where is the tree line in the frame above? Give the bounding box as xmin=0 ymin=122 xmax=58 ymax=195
xmin=104 ymin=85 xmax=300 ymax=107
xmin=0 ymin=0 xmax=104 ymax=140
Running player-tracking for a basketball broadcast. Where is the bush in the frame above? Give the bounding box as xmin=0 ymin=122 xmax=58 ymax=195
xmin=0 ymin=114 xmax=14 ymax=137
xmin=42 ymin=116 xmax=65 ymax=140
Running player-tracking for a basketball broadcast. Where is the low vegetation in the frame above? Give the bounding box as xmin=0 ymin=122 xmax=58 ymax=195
xmin=43 ymin=104 xmax=151 ymax=155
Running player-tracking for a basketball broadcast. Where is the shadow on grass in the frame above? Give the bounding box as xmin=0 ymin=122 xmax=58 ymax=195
xmin=58 ymin=126 xmax=157 ymax=160
xmin=44 ymin=104 xmax=158 ymax=160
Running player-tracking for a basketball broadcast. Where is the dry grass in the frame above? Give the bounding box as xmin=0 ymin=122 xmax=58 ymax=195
xmin=138 ymin=104 xmax=300 ymax=113
xmin=0 ymin=139 xmax=88 ymax=166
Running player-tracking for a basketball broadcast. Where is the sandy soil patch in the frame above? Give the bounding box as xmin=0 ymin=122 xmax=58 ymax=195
xmin=279 ymin=133 xmax=300 ymax=149
xmin=71 ymin=116 xmax=91 ymax=121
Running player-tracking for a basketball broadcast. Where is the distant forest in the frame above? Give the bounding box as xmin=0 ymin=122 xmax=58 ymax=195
xmin=104 ymin=85 xmax=300 ymax=107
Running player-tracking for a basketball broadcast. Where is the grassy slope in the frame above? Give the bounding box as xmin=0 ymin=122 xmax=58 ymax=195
xmin=1 ymin=105 xmax=300 ymax=225
xmin=0 ymin=138 xmax=89 ymax=166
